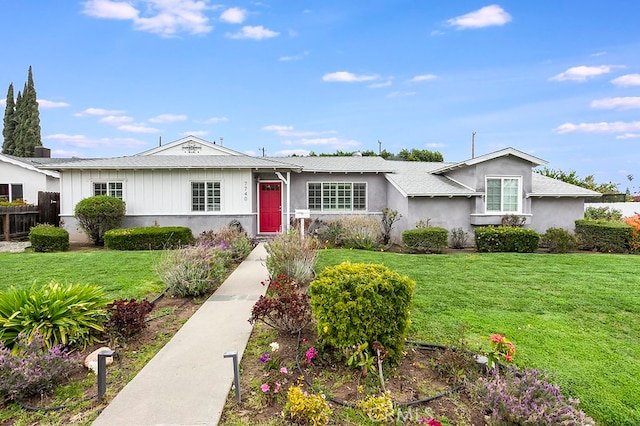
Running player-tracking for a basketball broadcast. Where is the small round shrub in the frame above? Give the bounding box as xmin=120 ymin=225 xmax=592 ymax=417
xmin=29 ymin=224 xmax=69 ymax=252
xmin=540 ymin=228 xmax=577 ymax=253
xmin=402 ymin=227 xmax=448 ymax=253
xmin=74 ymin=195 xmax=126 ymax=246
xmin=309 ymin=262 xmax=415 ymax=364
xmin=282 ymin=385 xmax=332 ymax=426
xmin=156 ymin=245 xmax=227 ymax=297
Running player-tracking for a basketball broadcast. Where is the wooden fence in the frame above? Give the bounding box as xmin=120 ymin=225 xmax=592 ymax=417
xmin=0 ymin=192 xmax=60 ymax=241
xmin=0 ymin=206 xmax=39 ymax=241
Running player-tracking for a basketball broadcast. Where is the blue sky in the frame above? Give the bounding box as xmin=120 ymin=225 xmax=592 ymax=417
xmin=1 ymin=1 xmax=639 ymax=190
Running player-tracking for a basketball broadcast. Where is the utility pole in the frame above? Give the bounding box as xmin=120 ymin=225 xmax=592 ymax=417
xmin=471 ymin=132 xmax=476 ymax=159
xmin=259 ymin=147 xmax=266 ymax=157
xmin=378 ymin=140 xmax=382 ymax=156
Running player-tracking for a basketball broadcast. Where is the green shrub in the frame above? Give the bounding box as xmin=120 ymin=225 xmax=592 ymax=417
xmin=74 ymin=195 xmax=126 ymax=245
xmin=584 ymin=206 xmax=623 ymax=222
xmin=265 ymin=230 xmax=319 ymax=284
xmin=155 ymin=245 xmax=226 ymax=297
xmin=540 ymin=228 xmax=577 ymax=253
xmin=282 ymin=385 xmax=332 ymax=426
xmin=311 ymin=219 xmax=344 ymax=247
xmin=29 ymin=224 xmax=69 ymax=252
xmin=402 ymin=227 xmax=448 ymax=253
xmin=574 ymin=219 xmax=633 ymax=253
xmin=475 ymin=226 xmax=540 ymax=253
xmin=356 ymin=393 xmax=395 ymax=423
xmin=104 ymin=226 xmax=194 ymax=250
xmin=0 ymin=281 xmax=106 ymax=349
xmin=309 ymin=262 xmax=415 ymax=364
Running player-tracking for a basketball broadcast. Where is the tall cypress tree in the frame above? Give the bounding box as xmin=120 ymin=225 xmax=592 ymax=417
xmin=2 ymin=66 xmax=42 ymax=157
xmin=2 ymin=83 xmax=16 ymax=155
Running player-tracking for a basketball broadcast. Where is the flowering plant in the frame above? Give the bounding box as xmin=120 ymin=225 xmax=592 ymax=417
xmin=487 ymin=334 xmax=516 ymax=368
xmin=419 ymin=417 xmax=443 ymax=426
xmin=258 ymin=342 xmax=291 ymax=405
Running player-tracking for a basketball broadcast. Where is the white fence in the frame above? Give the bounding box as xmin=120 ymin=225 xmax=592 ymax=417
xmin=585 ymin=202 xmax=640 ymax=217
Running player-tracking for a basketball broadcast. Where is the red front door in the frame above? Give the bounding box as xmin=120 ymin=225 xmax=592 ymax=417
xmin=259 ymin=182 xmax=282 ymax=233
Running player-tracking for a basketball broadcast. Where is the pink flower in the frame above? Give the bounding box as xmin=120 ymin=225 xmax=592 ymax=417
xmin=280 ymin=366 xmax=288 ymax=374
xmin=260 ymin=383 xmax=270 ymax=393
xmin=419 ymin=417 xmax=442 ymax=426
xmin=505 ymin=354 xmax=513 ymax=362
xmin=274 ymin=382 xmax=281 ymax=393
xmin=490 ymin=334 xmax=505 ymax=343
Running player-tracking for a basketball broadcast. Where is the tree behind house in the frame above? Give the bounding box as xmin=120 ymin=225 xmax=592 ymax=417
xmin=2 ymin=66 xmax=42 ymax=157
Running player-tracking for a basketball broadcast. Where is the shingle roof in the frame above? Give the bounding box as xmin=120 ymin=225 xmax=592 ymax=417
xmin=40 ymin=155 xmax=299 ymax=170
xmin=385 ymin=161 xmax=479 ymax=197
xmin=530 ymin=173 xmax=602 ymax=198
xmin=269 ymin=156 xmax=395 ymax=173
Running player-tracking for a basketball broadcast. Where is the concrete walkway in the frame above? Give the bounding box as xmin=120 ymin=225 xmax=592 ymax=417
xmin=93 ymin=243 xmax=270 ymax=426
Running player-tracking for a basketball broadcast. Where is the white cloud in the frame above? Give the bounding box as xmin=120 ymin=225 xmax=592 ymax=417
xmin=368 ymin=80 xmax=392 ymax=88
xmin=183 ymin=130 xmax=208 ymax=136
xmin=616 ymin=133 xmax=640 ymax=139
xmin=82 ymin=0 xmax=213 ymax=37
xmin=550 ymin=65 xmax=618 ymax=82
xmin=279 ymin=51 xmax=309 ymax=62
xmin=426 ymin=143 xmax=446 ymax=148
xmin=118 ymin=123 xmax=160 ymax=133
xmin=226 ymin=25 xmax=279 ymax=40
xmin=611 ymin=73 xmax=640 ymax=87
xmin=591 ymin=97 xmax=640 ymax=110
xmin=100 ymin=115 xmax=134 ymax=124
xmin=430 ymin=30 xmax=444 ymax=36
xmin=204 ymin=116 xmax=229 ymax=124
xmin=322 ymin=71 xmax=379 ymax=82
xmin=410 ymin=74 xmax=437 ymax=82
xmin=74 ymin=107 xmax=125 ymax=117
xmin=81 ymin=0 xmax=138 ymax=19
xmin=45 ymin=133 xmax=147 ymax=148
xmin=387 ymin=91 xmax=416 ymax=98
xmin=37 ymin=99 xmax=70 ymax=109
xmin=447 ymin=5 xmax=512 ymax=30
xmin=554 ymin=120 xmax=640 ymax=134
xmin=262 ymin=124 xmax=293 ymax=133
xmin=149 ymin=113 xmax=188 ymax=123
xmin=220 ymin=7 xmax=247 ymax=24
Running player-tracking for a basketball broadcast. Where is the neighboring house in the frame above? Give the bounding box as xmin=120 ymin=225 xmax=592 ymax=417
xmin=41 ymin=136 xmax=600 ymax=241
xmin=0 ymin=150 xmax=60 ymax=204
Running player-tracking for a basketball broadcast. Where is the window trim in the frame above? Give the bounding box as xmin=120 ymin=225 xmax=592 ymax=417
xmin=485 ymin=176 xmax=522 ymax=214
xmin=92 ymin=181 xmax=124 ymax=199
xmin=191 ymin=181 xmax=221 ymax=212
xmin=306 ymin=181 xmax=367 ymax=212
xmin=0 ymin=183 xmax=23 ymax=202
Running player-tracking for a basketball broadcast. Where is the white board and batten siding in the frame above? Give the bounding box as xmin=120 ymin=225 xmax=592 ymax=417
xmin=59 ymin=168 xmax=253 ymax=216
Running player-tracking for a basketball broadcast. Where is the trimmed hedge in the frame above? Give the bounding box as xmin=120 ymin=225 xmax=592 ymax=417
xmin=29 ymin=224 xmax=69 ymax=252
xmin=574 ymin=220 xmax=633 ymax=253
xmin=74 ymin=195 xmax=126 ymax=246
xmin=104 ymin=226 xmax=194 ymax=250
xmin=402 ymin=227 xmax=448 ymax=253
xmin=475 ymin=226 xmax=540 ymax=253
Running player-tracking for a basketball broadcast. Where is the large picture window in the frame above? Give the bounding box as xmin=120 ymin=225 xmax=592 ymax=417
xmin=307 ymin=182 xmax=367 ymax=212
xmin=93 ymin=182 xmax=123 ymax=199
xmin=486 ymin=177 xmax=520 ymax=213
xmin=192 ymin=181 xmax=221 ymax=212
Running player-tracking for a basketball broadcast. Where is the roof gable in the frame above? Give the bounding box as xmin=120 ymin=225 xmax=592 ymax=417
xmin=137 ymin=136 xmax=245 ymax=157
xmin=0 ymin=154 xmax=60 ymax=178
xmin=432 ymin=147 xmax=546 ymax=174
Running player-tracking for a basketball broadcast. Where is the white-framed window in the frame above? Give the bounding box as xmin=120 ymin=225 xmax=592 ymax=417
xmin=0 ymin=184 xmax=23 ymax=202
xmin=192 ymin=181 xmax=221 ymax=212
xmin=486 ymin=177 xmax=521 ymax=213
xmin=307 ymin=182 xmax=367 ymax=212
xmin=93 ymin=182 xmax=123 ymax=199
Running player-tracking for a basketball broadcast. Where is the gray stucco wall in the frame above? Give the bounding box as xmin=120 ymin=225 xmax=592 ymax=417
xmin=530 ymin=198 xmax=586 ymax=233
xmin=407 ymin=197 xmax=475 ymax=245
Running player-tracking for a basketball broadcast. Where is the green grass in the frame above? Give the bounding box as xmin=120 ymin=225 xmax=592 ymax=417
xmin=316 ymin=250 xmax=640 ymax=425
xmin=0 ymin=250 xmax=165 ymax=300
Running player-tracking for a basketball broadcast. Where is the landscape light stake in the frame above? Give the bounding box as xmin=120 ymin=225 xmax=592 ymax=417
xmin=97 ymin=349 xmax=116 ymax=401
xmin=224 ymin=351 xmax=241 ymax=403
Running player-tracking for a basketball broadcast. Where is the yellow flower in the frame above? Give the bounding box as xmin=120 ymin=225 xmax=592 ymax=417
xmin=323 ymin=325 xmax=329 ymax=333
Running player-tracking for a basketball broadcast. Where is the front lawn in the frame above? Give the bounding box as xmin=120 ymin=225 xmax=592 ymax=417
xmin=0 ymin=250 xmax=165 ymax=299
xmin=317 ymin=250 xmax=640 ymax=425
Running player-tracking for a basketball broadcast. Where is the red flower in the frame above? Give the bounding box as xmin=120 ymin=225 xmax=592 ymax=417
xmin=505 ymin=354 xmax=513 ymax=362
xmin=490 ymin=334 xmax=504 ymax=343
